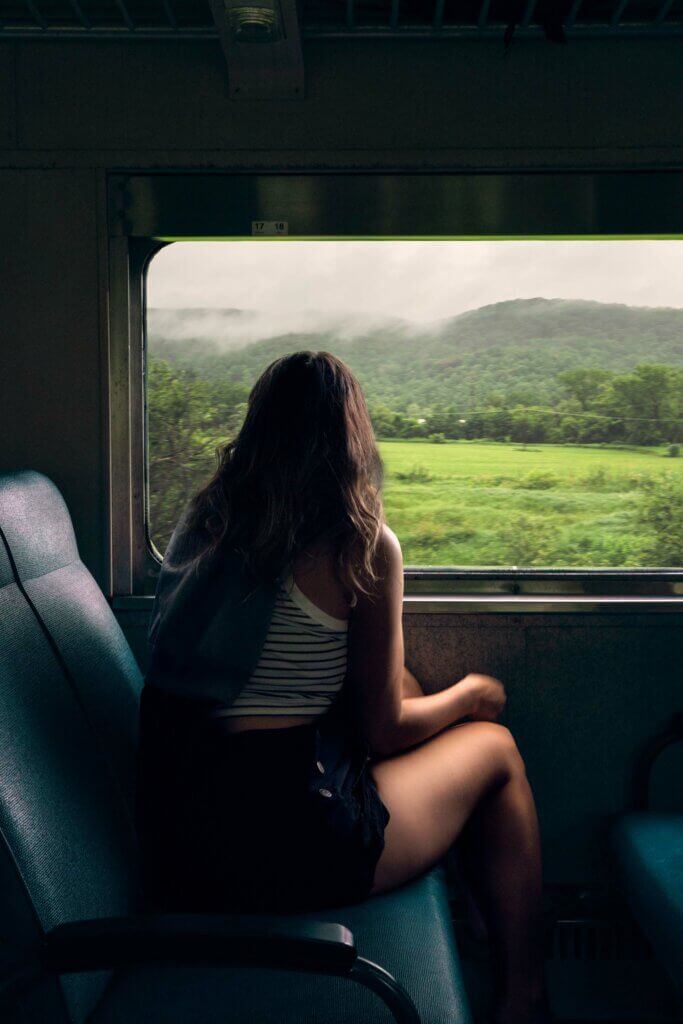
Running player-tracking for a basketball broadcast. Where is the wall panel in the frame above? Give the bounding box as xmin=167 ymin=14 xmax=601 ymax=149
xmin=5 ymin=37 xmax=683 ymax=165
xmin=404 ymin=613 xmax=682 ymax=885
xmin=0 ymin=169 xmax=105 ymax=580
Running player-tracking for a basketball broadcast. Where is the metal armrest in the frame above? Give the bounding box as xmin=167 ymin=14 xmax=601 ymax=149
xmin=633 ymin=712 xmax=683 ymax=811
xmin=1 ymin=913 xmax=420 ymax=1024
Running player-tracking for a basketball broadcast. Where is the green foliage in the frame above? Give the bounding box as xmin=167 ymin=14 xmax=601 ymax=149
xmin=510 ymin=470 xmax=559 ymax=490
xmin=371 ymin=406 xmax=426 ymax=439
xmin=147 ymin=357 xmax=249 ymax=554
xmin=549 ymin=528 xmax=648 ymax=568
xmin=602 ymin=364 xmax=683 ymax=444
xmin=577 ymin=466 xmax=643 ymax=493
xmin=667 ymin=444 xmax=680 ymax=458
xmin=393 ymin=465 xmax=435 ymax=484
xmin=498 ymin=513 xmax=554 ymax=566
xmin=428 ymin=432 xmax=446 ymax=444
xmin=557 ymin=367 xmax=613 ymax=409
xmin=636 ymin=475 xmax=683 ymax=566
xmin=379 ymin=440 xmax=683 ymax=568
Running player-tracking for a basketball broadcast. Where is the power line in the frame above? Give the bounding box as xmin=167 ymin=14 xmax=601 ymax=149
xmin=412 ymin=407 xmax=682 ymax=424
xmin=454 ymin=409 xmax=683 ymax=424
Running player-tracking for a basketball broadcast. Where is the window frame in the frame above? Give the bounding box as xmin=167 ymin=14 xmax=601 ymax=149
xmin=106 ymin=171 xmax=683 ymax=604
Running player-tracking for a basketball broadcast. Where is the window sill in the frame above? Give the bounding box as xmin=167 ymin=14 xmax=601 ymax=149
xmin=112 ymin=595 xmax=683 ymax=615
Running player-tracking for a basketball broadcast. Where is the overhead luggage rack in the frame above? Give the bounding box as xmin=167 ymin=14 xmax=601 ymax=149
xmin=1 ymin=0 xmax=682 ymax=41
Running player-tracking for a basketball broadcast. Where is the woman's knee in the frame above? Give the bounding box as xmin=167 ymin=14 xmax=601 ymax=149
xmin=458 ymin=720 xmax=526 ymax=783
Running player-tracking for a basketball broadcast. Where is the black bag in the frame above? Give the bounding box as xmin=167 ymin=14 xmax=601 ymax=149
xmin=304 ymin=690 xmax=391 ymax=904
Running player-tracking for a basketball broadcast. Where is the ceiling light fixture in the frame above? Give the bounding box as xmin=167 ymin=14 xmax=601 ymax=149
xmin=225 ymin=1 xmax=283 ymax=43
xmin=210 ymin=0 xmax=304 ymax=99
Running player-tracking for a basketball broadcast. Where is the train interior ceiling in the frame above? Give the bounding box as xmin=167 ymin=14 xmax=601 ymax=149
xmin=1 ymin=1 xmax=683 ymax=1023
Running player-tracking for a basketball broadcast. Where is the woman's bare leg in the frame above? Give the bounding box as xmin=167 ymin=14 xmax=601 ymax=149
xmin=401 ymin=667 xmax=489 ymax=940
xmin=455 ymin=755 xmax=546 ymax=1021
xmin=370 ymin=720 xmax=547 ymax=1024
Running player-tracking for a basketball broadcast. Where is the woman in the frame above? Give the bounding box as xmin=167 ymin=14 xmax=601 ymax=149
xmin=137 ymin=351 xmax=550 ymax=1024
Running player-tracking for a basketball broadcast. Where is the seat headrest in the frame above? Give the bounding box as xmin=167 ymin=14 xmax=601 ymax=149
xmin=0 ymin=471 xmax=79 ymax=582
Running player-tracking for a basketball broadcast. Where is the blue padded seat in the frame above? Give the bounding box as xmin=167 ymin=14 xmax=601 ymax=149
xmin=90 ymin=867 xmax=472 ymax=1024
xmin=0 ymin=472 xmax=144 ymax=1023
xmin=0 ymin=470 xmax=473 ymax=1024
xmin=0 ymin=471 xmax=143 ymax=808
xmin=612 ymin=812 xmax=683 ymax=1000
xmin=0 ymin=515 xmax=139 ymax=1023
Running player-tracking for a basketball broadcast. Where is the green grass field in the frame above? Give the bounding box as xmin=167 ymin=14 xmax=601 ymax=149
xmin=377 ymin=439 xmax=683 ymax=568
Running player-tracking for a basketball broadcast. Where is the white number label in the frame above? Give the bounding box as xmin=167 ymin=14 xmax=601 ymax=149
xmin=251 ymin=221 xmax=289 ymax=236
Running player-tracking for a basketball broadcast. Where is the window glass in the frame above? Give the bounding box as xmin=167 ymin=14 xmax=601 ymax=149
xmin=146 ymin=240 xmax=683 ymax=569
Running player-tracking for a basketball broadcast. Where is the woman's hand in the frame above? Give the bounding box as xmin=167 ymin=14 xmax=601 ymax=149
xmin=459 ymin=673 xmax=507 ymax=721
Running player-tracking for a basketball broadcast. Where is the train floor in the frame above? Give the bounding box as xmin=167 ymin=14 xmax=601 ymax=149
xmin=452 ymin=908 xmax=681 ymax=1023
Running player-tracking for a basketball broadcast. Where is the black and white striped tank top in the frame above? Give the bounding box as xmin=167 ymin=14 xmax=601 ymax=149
xmin=211 ymin=573 xmax=348 ymax=718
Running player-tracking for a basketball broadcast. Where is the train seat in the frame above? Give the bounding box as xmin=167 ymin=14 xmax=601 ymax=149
xmin=0 ymin=470 xmax=142 ymax=808
xmin=0 ymin=470 xmax=473 ymax=1024
xmin=612 ymin=812 xmax=683 ymax=1002
xmin=89 ymin=867 xmax=470 ymax=1024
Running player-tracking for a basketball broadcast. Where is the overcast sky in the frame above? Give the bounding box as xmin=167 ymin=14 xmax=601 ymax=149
xmin=148 ymin=240 xmax=683 ymax=323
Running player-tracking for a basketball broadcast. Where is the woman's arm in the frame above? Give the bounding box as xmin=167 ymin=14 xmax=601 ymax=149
xmin=347 ymin=526 xmax=492 ymax=758
xmin=401 ymin=665 xmax=423 ymax=697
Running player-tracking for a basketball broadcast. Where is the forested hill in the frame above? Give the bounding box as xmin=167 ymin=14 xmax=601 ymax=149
xmin=148 ymin=298 xmax=683 ymax=412
xmin=434 ymin=298 xmax=683 ymax=351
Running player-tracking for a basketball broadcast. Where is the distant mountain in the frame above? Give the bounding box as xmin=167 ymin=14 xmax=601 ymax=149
xmin=148 ymin=298 xmax=683 ymax=411
xmin=432 ymin=297 xmax=683 ymax=352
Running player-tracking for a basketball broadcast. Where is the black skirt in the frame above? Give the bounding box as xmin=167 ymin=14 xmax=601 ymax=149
xmin=136 ymin=685 xmax=390 ymax=914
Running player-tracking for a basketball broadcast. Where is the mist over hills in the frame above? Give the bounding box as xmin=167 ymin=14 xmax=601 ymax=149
xmin=148 ymin=298 xmax=683 ymax=411
xmin=148 ymin=306 xmax=411 ymax=350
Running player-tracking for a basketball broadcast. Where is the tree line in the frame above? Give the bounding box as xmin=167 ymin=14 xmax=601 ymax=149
xmin=371 ymin=364 xmax=683 ymax=445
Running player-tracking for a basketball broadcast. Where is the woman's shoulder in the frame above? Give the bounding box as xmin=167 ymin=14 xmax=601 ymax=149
xmin=376 ymin=523 xmax=402 ymax=563
xmin=292 ymin=524 xmax=402 ymax=614
xmin=357 ymin=523 xmax=403 ymax=580
xmin=345 ymin=524 xmax=403 ymax=616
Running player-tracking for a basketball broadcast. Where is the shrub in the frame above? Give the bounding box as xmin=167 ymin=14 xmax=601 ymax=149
xmin=511 ymin=470 xmax=559 ymax=491
xmin=577 ymin=466 xmax=630 ymax=492
xmin=498 ymin=513 xmax=554 ymax=566
xmin=636 ymin=474 xmax=683 ymax=565
xmin=428 ymin=432 xmax=447 ymax=444
xmin=394 ymin=465 xmax=435 ymax=484
xmin=472 ymin=474 xmax=516 ymax=488
xmin=666 ymin=444 xmax=680 ymax=458
xmin=555 ymin=529 xmax=647 ymax=568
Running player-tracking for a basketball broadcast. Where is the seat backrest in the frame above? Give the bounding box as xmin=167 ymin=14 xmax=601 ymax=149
xmin=0 ymin=471 xmax=143 ymax=1023
xmin=0 ymin=471 xmax=143 ymax=807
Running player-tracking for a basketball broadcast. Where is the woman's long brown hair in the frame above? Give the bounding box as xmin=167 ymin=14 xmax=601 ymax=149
xmin=183 ymin=351 xmax=385 ymax=602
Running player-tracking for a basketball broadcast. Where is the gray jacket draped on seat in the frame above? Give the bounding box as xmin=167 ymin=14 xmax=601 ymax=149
xmin=144 ymin=513 xmax=282 ymax=708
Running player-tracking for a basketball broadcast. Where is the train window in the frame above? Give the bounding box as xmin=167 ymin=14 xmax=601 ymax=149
xmin=145 ymin=238 xmax=683 ymax=578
